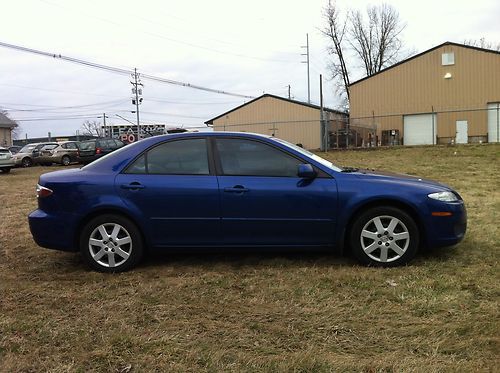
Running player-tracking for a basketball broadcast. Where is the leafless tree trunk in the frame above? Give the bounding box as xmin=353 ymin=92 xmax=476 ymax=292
xmin=80 ymin=120 xmax=103 ymax=137
xmin=322 ymin=0 xmax=351 ymax=106
xmin=322 ymin=2 xmax=408 ymax=107
xmin=464 ymin=38 xmax=500 ymax=51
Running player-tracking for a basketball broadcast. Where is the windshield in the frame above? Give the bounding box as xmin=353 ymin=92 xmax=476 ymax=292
xmin=270 ymin=137 xmax=342 ymax=172
xmin=19 ymin=144 xmax=37 ymax=153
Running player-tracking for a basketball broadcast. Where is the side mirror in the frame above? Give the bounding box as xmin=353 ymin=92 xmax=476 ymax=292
xmin=297 ymin=163 xmax=317 ymax=179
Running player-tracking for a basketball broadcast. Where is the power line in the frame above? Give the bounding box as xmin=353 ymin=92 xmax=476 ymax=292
xmin=0 ymin=40 xmax=255 ymax=98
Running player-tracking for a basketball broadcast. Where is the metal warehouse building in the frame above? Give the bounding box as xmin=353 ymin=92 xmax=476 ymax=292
xmin=349 ymin=42 xmax=500 ymax=145
xmin=205 ymin=94 xmax=348 ymax=150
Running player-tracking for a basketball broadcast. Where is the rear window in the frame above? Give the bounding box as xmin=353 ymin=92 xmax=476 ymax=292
xmin=0 ymin=149 xmax=9 ymax=154
xmin=79 ymin=141 xmax=96 ymax=151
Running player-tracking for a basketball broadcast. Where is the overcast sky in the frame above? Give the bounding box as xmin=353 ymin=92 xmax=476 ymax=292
xmin=1 ymin=0 xmax=499 ymax=138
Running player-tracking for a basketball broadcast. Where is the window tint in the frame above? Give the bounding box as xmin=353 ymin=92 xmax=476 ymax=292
xmin=125 ymin=154 xmax=146 ymax=174
xmin=125 ymin=139 xmax=209 ymax=175
xmin=216 ymin=138 xmax=301 ymax=177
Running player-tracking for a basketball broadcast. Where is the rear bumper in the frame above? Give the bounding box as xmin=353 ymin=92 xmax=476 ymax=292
xmin=28 ymin=209 xmax=79 ymax=252
xmin=0 ymin=160 xmax=15 ymax=168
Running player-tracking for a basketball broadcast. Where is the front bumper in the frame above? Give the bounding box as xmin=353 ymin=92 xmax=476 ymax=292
xmin=28 ymin=209 xmax=79 ymax=252
xmin=424 ymin=200 xmax=467 ymax=248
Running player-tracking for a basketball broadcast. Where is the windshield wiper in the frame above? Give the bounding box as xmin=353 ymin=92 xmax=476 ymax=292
xmin=341 ymin=167 xmax=360 ymax=173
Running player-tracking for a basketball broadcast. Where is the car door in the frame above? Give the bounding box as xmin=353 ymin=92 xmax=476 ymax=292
xmin=214 ymin=137 xmax=338 ymax=246
xmin=115 ymin=137 xmax=220 ymax=247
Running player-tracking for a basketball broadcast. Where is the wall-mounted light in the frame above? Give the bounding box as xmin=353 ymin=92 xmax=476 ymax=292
xmin=444 ymin=72 xmax=452 ymax=79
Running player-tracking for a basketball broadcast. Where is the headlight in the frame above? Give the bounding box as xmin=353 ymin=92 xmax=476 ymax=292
xmin=428 ymin=191 xmax=458 ymax=202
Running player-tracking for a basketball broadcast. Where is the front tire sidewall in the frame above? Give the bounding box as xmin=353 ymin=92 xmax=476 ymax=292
xmin=350 ymin=206 xmax=419 ymax=267
xmin=80 ymin=214 xmax=144 ymax=273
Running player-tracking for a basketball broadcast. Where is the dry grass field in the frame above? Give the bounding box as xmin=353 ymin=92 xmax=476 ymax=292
xmin=0 ymin=144 xmax=499 ymax=372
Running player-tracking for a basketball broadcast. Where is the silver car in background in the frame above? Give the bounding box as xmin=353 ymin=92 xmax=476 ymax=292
xmin=0 ymin=147 xmax=15 ymax=173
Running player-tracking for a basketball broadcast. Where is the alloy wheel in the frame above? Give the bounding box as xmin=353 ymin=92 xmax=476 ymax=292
xmin=88 ymin=223 xmax=133 ymax=268
xmin=360 ymin=215 xmax=410 ymax=263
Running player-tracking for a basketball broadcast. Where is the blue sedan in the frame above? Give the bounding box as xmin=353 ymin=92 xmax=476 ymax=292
xmin=28 ymin=132 xmax=467 ymax=272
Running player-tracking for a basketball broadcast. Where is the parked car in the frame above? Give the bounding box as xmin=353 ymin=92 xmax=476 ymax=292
xmin=29 ymin=132 xmax=467 ymax=272
xmin=0 ymin=147 xmax=15 ymax=173
xmin=34 ymin=143 xmax=60 ymax=166
xmin=13 ymin=142 xmax=58 ymax=167
xmin=8 ymin=145 xmax=22 ymax=155
xmin=36 ymin=141 xmax=80 ymax=166
xmin=77 ymin=138 xmax=125 ymax=164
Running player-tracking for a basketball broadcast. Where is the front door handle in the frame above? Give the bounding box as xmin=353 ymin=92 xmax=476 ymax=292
xmin=224 ymin=185 xmax=249 ymax=193
xmin=121 ymin=182 xmax=145 ymax=190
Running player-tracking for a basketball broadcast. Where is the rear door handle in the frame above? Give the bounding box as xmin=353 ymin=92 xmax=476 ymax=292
xmin=224 ymin=185 xmax=249 ymax=193
xmin=121 ymin=182 xmax=145 ymax=190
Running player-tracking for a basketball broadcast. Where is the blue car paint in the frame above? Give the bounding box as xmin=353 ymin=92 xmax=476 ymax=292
xmin=28 ymin=132 xmax=466 ymax=253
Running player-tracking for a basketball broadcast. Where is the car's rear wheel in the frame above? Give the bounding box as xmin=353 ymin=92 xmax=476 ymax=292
xmin=350 ymin=206 xmax=419 ymax=267
xmin=22 ymin=157 xmax=33 ymax=167
xmin=61 ymin=155 xmax=71 ymax=166
xmin=80 ymin=214 xmax=144 ymax=273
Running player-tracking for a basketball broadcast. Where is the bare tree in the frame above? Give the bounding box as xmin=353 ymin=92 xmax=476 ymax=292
xmin=464 ymin=38 xmax=500 ymax=51
xmin=0 ymin=109 xmax=21 ymax=140
xmin=322 ymin=0 xmax=351 ymax=106
xmin=80 ymin=120 xmax=103 ymax=137
xmin=349 ymin=4 xmax=406 ymax=76
xmin=322 ymin=1 xmax=409 ymax=106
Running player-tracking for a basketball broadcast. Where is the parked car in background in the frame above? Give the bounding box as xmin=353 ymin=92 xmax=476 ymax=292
xmin=12 ymin=143 xmax=40 ymax=167
xmin=32 ymin=142 xmax=58 ymax=166
xmin=77 ymin=138 xmax=125 ymax=164
xmin=0 ymin=147 xmax=15 ymax=173
xmin=36 ymin=141 xmax=80 ymax=166
xmin=29 ymin=132 xmax=467 ymax=272
xmin=34 ymin=143 xmax=60 ymax=166
xmin=8 ymin=145 xmax=22 ymax=155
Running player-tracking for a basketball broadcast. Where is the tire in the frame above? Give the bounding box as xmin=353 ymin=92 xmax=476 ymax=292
xmin=350 ymin=206 xmax=419 ymax=267
xmin=61 ymin=156 xmax=71 ymax=166
xmin=80 ymin=214 xmax=144 ymax=273
xmin=22 ymin=157 xmax=33 ymax=167
xmin=1 ymin=168 xmax=11 ymax=173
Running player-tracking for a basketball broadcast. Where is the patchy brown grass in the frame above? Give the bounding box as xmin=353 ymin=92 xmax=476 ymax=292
xmin=0 ymin=144 xmax=499 ymax=372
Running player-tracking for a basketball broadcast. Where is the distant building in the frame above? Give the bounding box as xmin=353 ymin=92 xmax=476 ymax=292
xmin=13 ymin=134 xmax=97 ymax=146
xmin=349 ymin=42 xmax=500 ymax=145
xmin=0 ymin=113 xmax=17 ymax=147
xmin=205 ymin=94 xmax=348 ymax=150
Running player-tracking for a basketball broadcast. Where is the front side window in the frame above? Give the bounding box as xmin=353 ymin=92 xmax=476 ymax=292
xmin=216 ymin=138 xmax=302 ymax=177
xmin=125 ymin=138 xmax=209 ymax=175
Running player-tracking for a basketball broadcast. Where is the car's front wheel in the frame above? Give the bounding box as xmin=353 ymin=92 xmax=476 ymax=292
xmin=61 ymin=155 xmax=71 ymax=166
xmin=80 ymin=214 xmax=144 ymax=272
xmin=350 ymin=206 xmax=419 ymax=267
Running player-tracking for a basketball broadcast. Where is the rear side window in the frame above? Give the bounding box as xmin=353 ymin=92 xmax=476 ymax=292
xmin=79 ymin=142 xmax=96 ymax=151
xmin=125 ymin=139 xmax=209 ymax=175
xmin=216 ymin=138 xmax=301 ymax=177
xmin=65 ymin=142 xmax=78 ymax=150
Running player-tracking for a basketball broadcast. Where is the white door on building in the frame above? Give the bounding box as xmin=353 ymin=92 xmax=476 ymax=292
xmin=456 ymin=121 xmax=468 ymax=144
xmin=488 ymin=103 xmax=500 ymax=143
xmin=403 ymin=114 xmax=437 ymax=145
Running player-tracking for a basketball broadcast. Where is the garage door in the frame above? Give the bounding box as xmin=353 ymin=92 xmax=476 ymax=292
xmin=403 ymin=114 xmax=437 ymax=145
xmin=488 ymin=103 xmax=499 ymax=143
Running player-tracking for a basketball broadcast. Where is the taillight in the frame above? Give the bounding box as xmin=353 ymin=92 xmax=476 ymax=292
xmin=36 ymin=184 xmax=53 ymax=198
xmin=96 ymin=147 xmax=102 ymax=154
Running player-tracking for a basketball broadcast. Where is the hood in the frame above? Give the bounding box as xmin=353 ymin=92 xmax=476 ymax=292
xmin=349 ymin=169 xmax=452 ymax=190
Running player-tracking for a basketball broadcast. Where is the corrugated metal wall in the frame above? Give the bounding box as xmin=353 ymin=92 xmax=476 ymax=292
xmin=350 ymin=44 xmax=500 ymax=142
xmin=212 ymin=96 xmax=323 ymax=149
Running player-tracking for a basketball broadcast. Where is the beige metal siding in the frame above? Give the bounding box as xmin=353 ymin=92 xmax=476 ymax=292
xmin=350 ymin=45 xmax=500 ymax=142
xmin=212 ymin=96 xmax=322 ymax=149
xmin=0 ymin=128 xmax=12 ymax=147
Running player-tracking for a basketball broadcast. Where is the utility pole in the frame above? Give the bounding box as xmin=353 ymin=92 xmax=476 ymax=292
xmin=320 ymin=74 xmax=326 ymax=151
xmin=301 ymin=33 xmax=311 ymax=104
xmin=98 ymin=113 xmax=109 ymax=137
xmin=131 ymin=68 xmax=143 ymax=140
